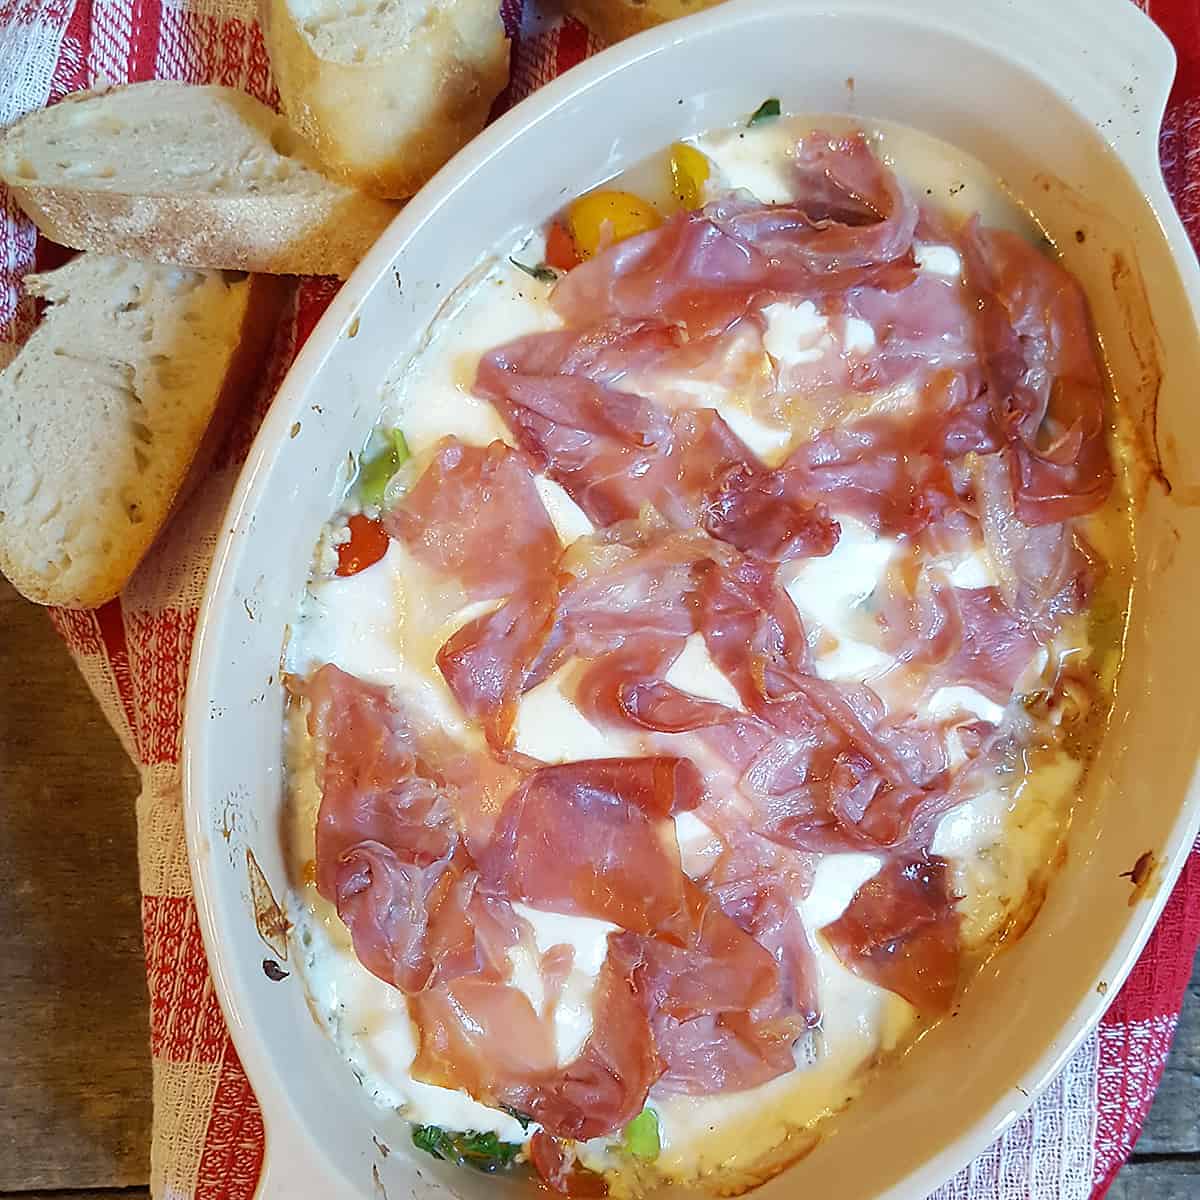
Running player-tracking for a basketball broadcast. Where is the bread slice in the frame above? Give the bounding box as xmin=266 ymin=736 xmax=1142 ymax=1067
xmin=0 ymin=83 xmax=398 ymax=277
xmin=260 ymin=0 xmax=510 ymax=199
xmin=565 ymin=0 xmax=726 ymax=43
xmin=0 ymin=255 xmax=286 ymax=608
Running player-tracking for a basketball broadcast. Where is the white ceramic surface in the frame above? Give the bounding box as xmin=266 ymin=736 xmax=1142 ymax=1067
xmin=183 ymin=1 xmax=1200 ymax=1196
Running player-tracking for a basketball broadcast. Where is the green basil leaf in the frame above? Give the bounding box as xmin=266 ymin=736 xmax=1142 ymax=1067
xmin=410 ymin=1125 xmax=523 ymax=1173
xmin=748 ymin=97 xmax=782 ymax=126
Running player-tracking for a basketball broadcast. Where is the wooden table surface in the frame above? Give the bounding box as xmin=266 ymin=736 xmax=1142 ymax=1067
xmin=1 ymin=577 xmax=1197 ymax=1199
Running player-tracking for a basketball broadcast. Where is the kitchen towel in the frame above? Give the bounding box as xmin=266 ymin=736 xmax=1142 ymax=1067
xmin=0 ymin=1 xmax=1198 ymax=1196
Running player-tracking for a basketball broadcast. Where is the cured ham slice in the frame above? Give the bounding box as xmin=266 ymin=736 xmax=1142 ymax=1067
xmin=620 ymin=880 xmax=805 ymax=1095
xmin=412 ymin=941 xmax=662 ymax=1142
xmin=479 ymin=757 xmax=704 ymax=941
xmin=691 ymin=554 xmax=813 ymax=708
xmin=704 ymin=829 xmax=819 ymax=1025
xmin=479 ymin=327 xmax=823 ymax=559
xmin=475 ymin=322 xmax=684 ymax=527
xmin=962 ymin=223 xmax=1113 ymax=525
xmin=972 ymin=451 xmax=1098 ymax=630
xmin=573 ymin=636 xmax=740 ymax=734
xmin=821 ymin=853 xmax=962 ymax=1014
xmin=297 ymin=664 xmax=520 ymax=991
xmin=437 ymin=576 xmax=560 ymax=752
xmin=386 ymin=437 xmax=561 ymax=599
xmin=703 ymin=462 xmax=841 ymax=562
xmin=553 ymin=132 xmax=918 ymax=335
xmin=876 ymin=573 xmax=1040 ymax=702
xmin=528 ymin=520 xmax=717 ymax=689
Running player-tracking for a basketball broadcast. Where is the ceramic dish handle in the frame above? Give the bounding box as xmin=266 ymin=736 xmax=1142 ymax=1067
xmin=1009 ymin=0 xmax=1177 ymax=191
xmin=728 ymin=0 xmax=1177 ymax=196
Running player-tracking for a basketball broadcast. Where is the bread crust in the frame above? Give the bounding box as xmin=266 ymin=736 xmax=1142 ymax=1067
xmin=0 ymin=83 xmax=398 ymax=277
xmin=260 ymin=0 xmax=510 ymax=199
xmin=6 ymin=183 xmax=393 ymax=279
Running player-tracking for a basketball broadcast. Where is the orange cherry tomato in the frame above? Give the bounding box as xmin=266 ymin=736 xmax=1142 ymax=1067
xmin=335 ymin=514 xmax=389 ymax=577
xmin=545 ymin=220 xmax=581 ymax=271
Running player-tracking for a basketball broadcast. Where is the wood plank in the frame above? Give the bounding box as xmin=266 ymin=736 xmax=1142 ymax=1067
xmin=1108 ymin=1157 xmax=1200 ymax=1199
xmin=0 ymin=581 xmax=150 ymax=1191
xmin=3 ymin=1193 xmax=151 ymax=1200
xmin=1129 ymin=958 xmax=1200 ymax=1156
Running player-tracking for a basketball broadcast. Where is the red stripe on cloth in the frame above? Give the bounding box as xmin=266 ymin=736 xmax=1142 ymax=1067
xmin=194 ymin=1039 xmax=266 ymax=1200
xmin=127 ymin=0 xmax=162 ymax=81
xmin=1149 ymin=0 xmax=1200 ymax=244
xmin=94 ymin=598 xmax=140 ymax=752
xmin=1092 ymin=843 xmax=1200 ymax=1194
xmin=47 ymin=0 xmax=90 ymax=99
xmin=143 ymin=894 xmax=229 ymax=1065
xmin=554 ymin=14 xmax=590 ymax=76
xmin=0 ymin=0 xmax=71 ymax=25
xmin=293 ymin=276 xmax=341 ymax=351
xmin=47 ymin=605 xmax=103 ymax=659
xmin=126 ymin=607 xmax=198 ymax=766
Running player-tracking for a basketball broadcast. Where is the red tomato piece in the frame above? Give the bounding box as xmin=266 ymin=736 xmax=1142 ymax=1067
xmin=335 ymin=514 xmax=389 ymax=577
xmin=545 ymin=221 xmax=581 ymax=271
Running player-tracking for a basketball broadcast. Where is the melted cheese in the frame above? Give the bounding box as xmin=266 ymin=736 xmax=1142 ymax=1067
xmin=382 ymin=254 xmax=560 ymax=454
xmin=509 ymin=903 xmax=617 ymax=1066
xmin=536 ymin=475 xmax=595 ymax=544
xmin=784 ymin=516 xmax=897 ymax=681
xmin=761 ymin=300 xmax=833 ymax=366
xmin=696 ymin=124 xmax=796 ymax=205
xmin=665 ymin=633 xmax=744 ymax=709
xmin=914 ymin=242 xmax=964 ymax=278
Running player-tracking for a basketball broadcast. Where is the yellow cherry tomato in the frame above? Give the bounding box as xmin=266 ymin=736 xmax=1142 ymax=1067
xmin=669 ymin=142 xmax=711 ymax=211
xmin=567 ymin=189 xmax=663 ymax=259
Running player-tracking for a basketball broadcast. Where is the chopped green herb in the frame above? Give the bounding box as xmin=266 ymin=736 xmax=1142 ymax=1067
xmin=748 ymin=97 xmax=781 ymax=126
xmin=623 ymin=1108 xmax=660 ymax=1161
xmin=357 ymin=427 xmax=410 ymax=508
xmin=509 ymin=257 xmax=559 ymax=283
xmin=410 ymin=1126 xmax=523 ymax=1173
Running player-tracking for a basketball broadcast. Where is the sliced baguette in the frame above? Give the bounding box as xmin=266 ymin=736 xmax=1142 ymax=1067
xmin=0 ymin=83 xmax=398 ymax=277
xmin=261 ymin=0 xmax=510 ymax=199
xmin=565 ymin=0 xmax=726 ymax=43
xmin=0 ymin=255 xmax=285 ymax=608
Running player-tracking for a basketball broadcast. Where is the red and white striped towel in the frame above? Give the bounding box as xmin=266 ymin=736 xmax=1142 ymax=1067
xmin=1 ymin=2 xmax=1197 ymax=1196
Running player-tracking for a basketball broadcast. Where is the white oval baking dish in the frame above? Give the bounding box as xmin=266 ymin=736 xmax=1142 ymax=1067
xmin=183 ymin=1 xmax=1200 ymax=1196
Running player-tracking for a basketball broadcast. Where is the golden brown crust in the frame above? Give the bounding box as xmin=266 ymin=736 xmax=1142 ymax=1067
xmin=260 ymin=0 xmax=510 ymax=199
xmin=7 ymin=183 xmax=394 ymax=279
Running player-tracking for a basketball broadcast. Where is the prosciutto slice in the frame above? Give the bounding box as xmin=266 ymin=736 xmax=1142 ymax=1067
xmin=963 ymin=223 xmax=1113 ymax=525
xmin=437 ymin=575 xmax=561 ymax=752
xmin=411 ymin=940 xmax=662 ymax=1142
xmin=297 ymin=664 xmax=520 ymax=991
xmin=477 ymin=321 xmax=772 ymax=537
xmin=479 ymin=757 xmax=704 ymax=941
xmin=386 ymin=437 xmax=560 ymax=599
xmin=573 ymin=636 xmax=741 ymax=734
xmin=821 ymin=853 xmax=962 ymax=1014
xmin=553 ymin=132 xmax=918 ymax=335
